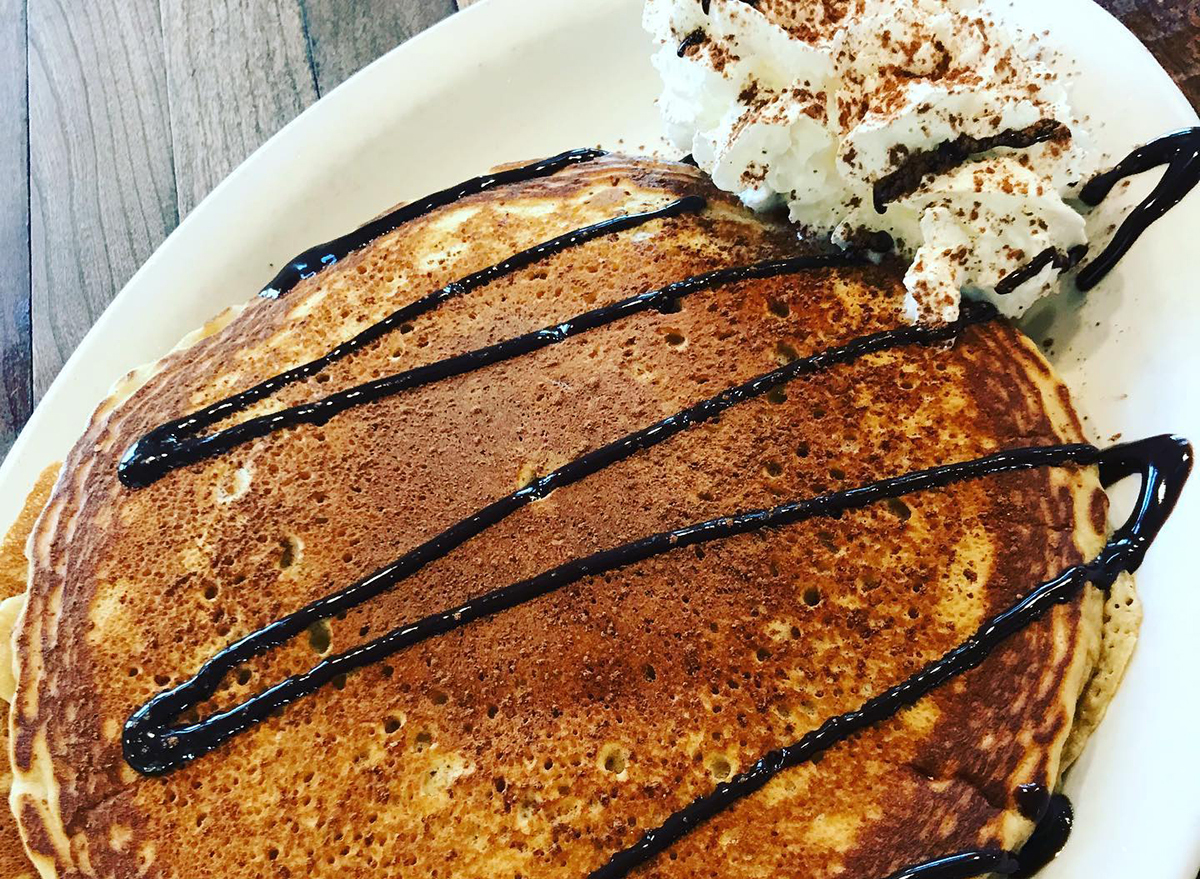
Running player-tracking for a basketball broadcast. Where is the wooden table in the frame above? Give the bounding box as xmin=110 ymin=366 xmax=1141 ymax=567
xmin=0 ymin=0 xmax=1195 ymax=457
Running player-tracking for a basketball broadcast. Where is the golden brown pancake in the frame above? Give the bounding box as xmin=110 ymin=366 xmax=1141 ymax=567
xmin=1 ymin=464 xmax=56 ymax=879
xmin=10 ymin=156 xmax=1126 ymax=878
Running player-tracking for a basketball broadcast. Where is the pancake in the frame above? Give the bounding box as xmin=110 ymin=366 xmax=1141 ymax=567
xmin=1 ymin=464 xmax=56 ymax=879
xmin=8 ymin=155 xmax=1135 ymax=878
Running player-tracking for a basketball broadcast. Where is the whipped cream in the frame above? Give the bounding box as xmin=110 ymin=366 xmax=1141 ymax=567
xmin=645 ymin=0 xmax=1092 ymax=323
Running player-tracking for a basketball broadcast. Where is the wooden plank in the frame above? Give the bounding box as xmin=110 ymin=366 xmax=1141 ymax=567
xmin=302 ymin=0 xmax=457 ymax=93
xmin=0 ymin=0 xmax=30 ymax=457
xmin=28 ymin=0 xmax=178 ymax=400
xmin=1095 ymin=0 xmax=1200 ymax=109
xmin=161 ymin=0 xmax=319 ymax=218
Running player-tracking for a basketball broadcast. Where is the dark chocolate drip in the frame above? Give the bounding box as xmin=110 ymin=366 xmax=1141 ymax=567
xmin=1075 ymin=127 xmax=1200 ymax=291
xmin=1011 ymin=795 xmax=1073 ymax=879
xmin=118 ymin=195 xmax=709 ymax=489
xmin=994 ymin=245 xmax=1088 ymax=296
xmin=880 ymin=850 xmax=1019 ymax=879
xmin=873 ymin=120 xmax=1069 ymax=213
xmin=680 ymin=153 xmax=699 ymax=166
xmin=1015 ymin=782 xmax=1051 ymax=822
xmin=678 ymin=28 xmax=706 ymax=56
xmin=258 ymin=148 xmax=605 ymax=299
xmin=701 ymin=0 xmax=711 ymax=13
xmin=589 ymin=434 xmax=1190 ymax=879
xmin=871 ymin=787 xmax=1069 ymax=879
xmin=123 ymin=302 xmax=997 ymax=775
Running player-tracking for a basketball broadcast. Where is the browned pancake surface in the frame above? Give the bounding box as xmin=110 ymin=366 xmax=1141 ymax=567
xmin=12 ymin=157 xmax=1106 ymax=878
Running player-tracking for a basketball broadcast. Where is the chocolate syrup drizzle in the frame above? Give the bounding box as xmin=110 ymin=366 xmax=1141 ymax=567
xmin=994 ymin=245 xmax=1088 ymax=297
xmin=590 ymin=436 xmax=1190 ymax=878
xmin=677 ymin=28 xmax=706 ymax=56
xmin=879 ymin=790 xmax=1070 ymax=879
xmin=118 ymin=134 xmax=1199 ymax=878
xmin=118 ymin=194 xmax=708 ymax=488
xmin=881 ymin=850 xmax=1019 ymax=879
xmin=873 ymin=120 xmax=1070 ymax=213
xmin=123 ymin=298 xmax=995 ymax=775
xmin=258 ymin=148 xmax=605 ymax=299
xmin=1075 ymin=127 xmax=1200 ymax=291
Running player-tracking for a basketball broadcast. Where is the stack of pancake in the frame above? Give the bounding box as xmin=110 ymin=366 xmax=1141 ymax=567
xmin=3 ymin=156 xmax=1138 ymax=877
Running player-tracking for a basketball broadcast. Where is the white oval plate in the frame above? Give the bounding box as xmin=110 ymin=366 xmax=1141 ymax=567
xmin=2 ymin=0 xmax=1197 ymax=875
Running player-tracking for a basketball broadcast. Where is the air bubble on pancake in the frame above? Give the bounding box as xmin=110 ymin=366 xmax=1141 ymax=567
xmin=803 ymin=586 xmax=822 ymax=607
xmin=630 ymin=361 xmax=657 ymax=383
xmin=884 ymin=497 xmax=912 ymax=521
xmin=598 ymin=744 xmax=630 ymax=776
xmin=661 ymin=328 xmax=687 ymax=347
xmin=215 ymin=467 xmax=252 ymax=504
xmin=767 ymin=298 xmax=790 ymax=318
xmin=767 ymin=387 xmax=788 ymax=404
xmin=307 ymin=619 xmax=332 ymax=654
xmin=413 ymin=730 xmax=434 ymax=752
xmin=774 ymin=341 xmax=799 ymax=364
xmin=706 ymin=754 xmax=733 ymax=781
xmin=763 ymin=461 xmax=783 ymax=479
xmin=278 ymin=535 xmax=303 ymax=571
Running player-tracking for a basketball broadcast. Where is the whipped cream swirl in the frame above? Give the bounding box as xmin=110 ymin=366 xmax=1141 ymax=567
xmin=645 ymin=0 xmax=1092 ymax=322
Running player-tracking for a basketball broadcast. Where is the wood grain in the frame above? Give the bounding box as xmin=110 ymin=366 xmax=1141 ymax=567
xmin=303 ymin=0 xmax=456 ymax=93
xmin=1096 ymin=0 xmax=1200 ymax=109
xmin=27 ymin=0 xmax=178 ymax=399
xmin=161 ymin=0 xmax=318 ymax=218
xmin=0 ymin=0 xmax=29 ymax=458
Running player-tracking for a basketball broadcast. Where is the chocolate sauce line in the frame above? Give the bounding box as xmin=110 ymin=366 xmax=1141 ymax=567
xmin=880 ymin=850 xmax=1019 ymax=879
xmin=1011 ymin=794 xmax=1073 ymax=879
xmin=873 ymin=120 xmax=1069 ymax=213
xmin=118 ymin=195 xmax=708 ymax=489
xmin=994 ymin=245 xmax=1088 ymax=297
xmin=873 ymin=788 xmax=1071 ymax=879
xmin=1075 ymin=127 xmax=1200 ymax=291
xmin=124 ymin=129 xmax=1200 ymax=490
xmin=123 ymin=301 xmax=997 ymax=775
xmin=876 ymin=787 xmax=1072 ymax=879
xmin=590 ymin=434 xmax=1190 ymax=879
xmin=258 ymin=148 xmax=605 ymax=299
xmin=677 ymin=29 xmax=706 ymax=56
